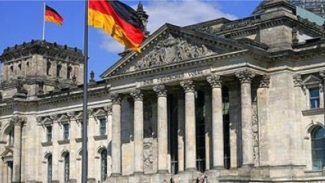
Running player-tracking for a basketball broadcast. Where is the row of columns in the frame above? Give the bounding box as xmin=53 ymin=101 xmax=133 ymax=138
xmin=109 ymin=70 xmax=257 ymax=175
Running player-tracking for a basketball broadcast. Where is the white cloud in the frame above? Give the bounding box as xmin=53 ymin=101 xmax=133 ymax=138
xmin=99 ymin=0 xmax=237 ymax=54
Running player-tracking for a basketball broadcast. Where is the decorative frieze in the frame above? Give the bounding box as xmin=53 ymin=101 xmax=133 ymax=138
xmin=134 ymin=34 xmax=214 ymax=70
xmin=252 ymin=96 xmax=259 ymax=166
xmin=130 ymin=89 xmax=143 ymax=101
xmin=180 ymin=80 xmax=195 ymax=93
xmin=153 ymin=85 xmax=167 ymax=97
xmin=207 ymin=74 xmax=222 ymax=88
xmin=143 ymin=140 xmax=154 ymax=173
xmin=235 ymin=69 xmax=255 ymax=83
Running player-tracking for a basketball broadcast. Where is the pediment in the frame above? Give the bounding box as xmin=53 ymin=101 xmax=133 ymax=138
xmin=1 ymin=147 xmax=13 ymax=157
xmin=101 ymin=23 xmax=244 ymax=79
xmin=302 ymin=75 xmax=322 ymax=85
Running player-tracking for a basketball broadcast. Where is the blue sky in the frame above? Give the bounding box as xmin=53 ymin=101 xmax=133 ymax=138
xmin=0 ymin=0 xmax=261 ymax=80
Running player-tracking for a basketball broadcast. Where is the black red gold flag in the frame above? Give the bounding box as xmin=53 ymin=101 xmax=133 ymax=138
xmin=88 ymin=0 xmax=144 ymax=52
xmin=45 ymin=5 xmax=64 ymax=25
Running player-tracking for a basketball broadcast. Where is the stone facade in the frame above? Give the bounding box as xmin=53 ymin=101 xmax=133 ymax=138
xmin=1 ymin=0 xmax=325 ymax=183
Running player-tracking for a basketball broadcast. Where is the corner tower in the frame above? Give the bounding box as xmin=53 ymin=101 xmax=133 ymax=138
xmin=0 ymin=40 xmax=84 ymax=99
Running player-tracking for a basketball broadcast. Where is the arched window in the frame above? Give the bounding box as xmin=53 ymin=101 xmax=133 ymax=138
xmin=47 ymin=154 xmax=52 ymax=183
xmin=311 ymin=127 xmax=325 ymax=170
xmin=64 ymin=153 xmax=70 ymax=182
xmin=100 ymin=149 xmax=107 ymax=182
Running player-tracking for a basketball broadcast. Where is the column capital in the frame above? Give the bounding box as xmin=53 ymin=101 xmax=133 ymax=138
xmin=180 ymin=80 xmax=195 ymax=93
xmin=207 ymin=74 xmax=222 ymax=88
xmin=153 ymin=85 xmax=167 ymax=97
xmin=11 ymin=116 xmax=26 ymax=126
xmin=130 ymin=89 xmax=143 ymax=101
xmin=235 ymin=69 xmax=255 ymax=83
xmin=259 ymin=74 xmax=270 ymax=88
xmin=293 ymin=74 xmax=302 ymax=87
xmin=110 ymin=93 xmax=122 ymax=105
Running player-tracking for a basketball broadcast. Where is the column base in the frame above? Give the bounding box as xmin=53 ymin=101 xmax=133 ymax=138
xmin=238 ymin=164 xmax=253 ymax=177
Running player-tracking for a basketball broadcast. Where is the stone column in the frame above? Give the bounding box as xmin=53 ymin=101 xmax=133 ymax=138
xmin=180 ymin=80 xmax=196 ymax=171
xmin=235 ymin=69 xmax=255 ymax=167
xmin=2 ymin=162 xmax=8 ymax=183
xmin=207 ymin=74 xmax=224 ymax=169
xmin=12 ymin=116 xmax=25 ymax=183
xmin=130 ymin=89 xmax=144 ymax=174
xmin=204 ymin=89 xmax=212 ymax=170
xmin=104 ymin=105 xmax=113 ymax=177
xmin=111 ymin=93 xmax=122 ymax=176
xmin=177 ymin=93 xmax=185 ymax=172
xmin=153 ymin=85 xmax=168 ymax=173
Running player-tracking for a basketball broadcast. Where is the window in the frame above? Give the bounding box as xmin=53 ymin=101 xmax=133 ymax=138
xmin=46 ymin=126 xmax=52 ymax=142
xmin=67 ymin=66 xmax=72 ymax=79
xmin=311 ymin=127 xmax=325 ymax=170
xmin=64 ymin=153 xmax=70 ymax=182
xmin=47 ymin=155 xmax=52 ymax=183
xmin=46 ymin=61 xmax=51 ymax=76
xmin=8 ymin=129 xmax=14 ymax=145
xmin=100 ymin=149 xmax=107 ymax=182
xmin=99 ymin=118 xmax=106 ymax=135
xmin=309 ymin=87 xmax=320 ymax=109
xmin=57 ymin=64 xmax=62 ymax=77
xmin=63 ymin=124 xmax=70 ymax=140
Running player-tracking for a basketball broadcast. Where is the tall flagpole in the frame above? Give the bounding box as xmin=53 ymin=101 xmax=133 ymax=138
xmin=82 ymin=0 xmax=89 ymax=183
xmin=42 ymin=2 xmax=46 ymax=40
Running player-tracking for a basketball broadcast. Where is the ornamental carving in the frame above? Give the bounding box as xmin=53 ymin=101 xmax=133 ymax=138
xmin=207 ymin=74 xmax=222 ymax=88
xmin=319 ymin=71 xmax=325 ymax=81
xmin=143 ymin=140 xmax=153 ymax=172
xmin=235 ymin=70 xmax=255 ymax=83
xmin=259 ymin=75 xmax=270 ymax=88
xmin=103 ymin=105 xmax=112 ymax=114
xmin=153 ymin=85 xmax=167 ymax=97
xmin=252 ymin=96 xmax=259 ymax=166
xmin=180 ymin=80 xmax=195 ymax=93
xmin=134 ymin=34 xmax=214 ymax=70
xmin=11 ymin=116 xmax=26 ymax=126
xmin=293 ymin=74 xmax=302 ymax=87
xmin=110 ymin=93 xmax=122 ymax=105
xmin=130 ymin=89 xmax=143 ymax=101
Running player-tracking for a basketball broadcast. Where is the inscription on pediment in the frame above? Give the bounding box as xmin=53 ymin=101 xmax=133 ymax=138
xmin=133 ymin=34 xmax=215 ymax=71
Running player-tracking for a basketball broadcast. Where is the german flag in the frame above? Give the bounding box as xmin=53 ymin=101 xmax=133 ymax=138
xmin=45 ymin=5 xmax=63 ymax=25
xmin=88 ymin=0 xmax=145 ymax=52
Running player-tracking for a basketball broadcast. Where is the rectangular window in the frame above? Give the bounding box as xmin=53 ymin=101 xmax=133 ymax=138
xmin=309 ymin=87 xmax=320 ymax=109
xmin=46 ymin=126 xmax=52 ymax=142
xmin=63 ymin=124 xmax=70 ymax=140
xmin=99 ymin=118 xmax=106 ymax=135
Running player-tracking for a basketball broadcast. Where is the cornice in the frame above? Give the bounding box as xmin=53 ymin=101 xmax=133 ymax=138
xmin=204 ymin=16 xmax=324 ymax=39
xmin=0 ymin=40 xmax=84 ymax=63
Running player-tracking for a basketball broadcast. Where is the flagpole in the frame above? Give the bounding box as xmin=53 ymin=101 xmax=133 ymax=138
xmin=42 ymin=2 xmax=46 ymax=40
xmin=82 ymin=0 xmax=89 ymax=182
